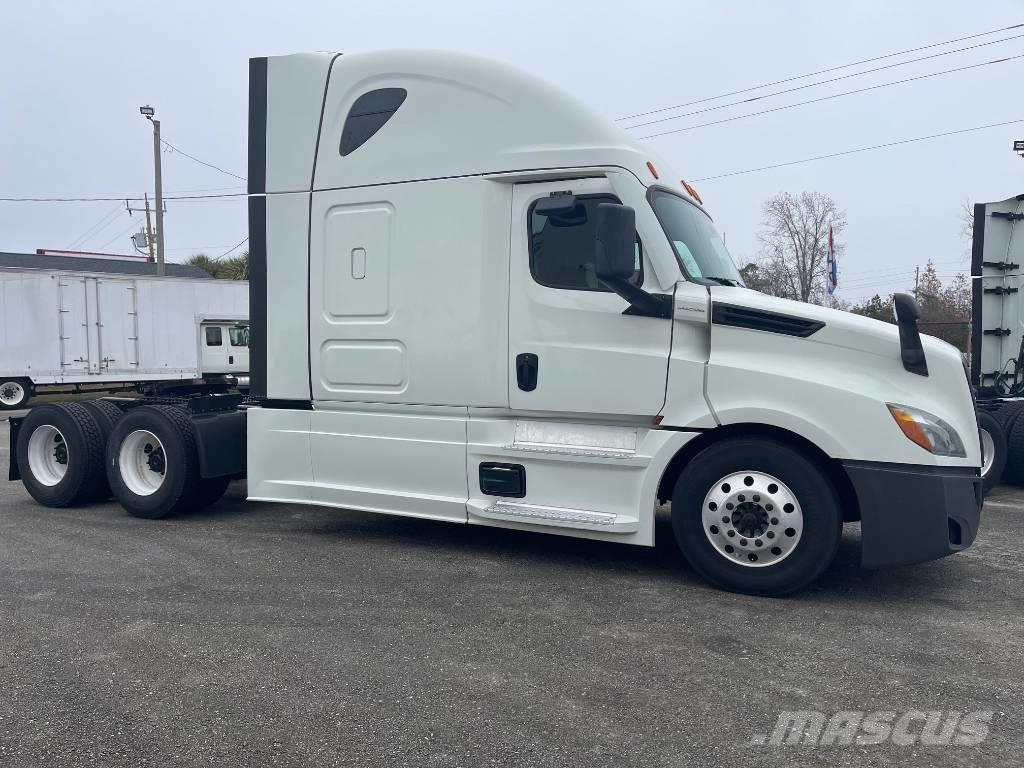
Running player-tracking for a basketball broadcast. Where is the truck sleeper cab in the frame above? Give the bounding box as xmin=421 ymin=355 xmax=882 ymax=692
xmin=10 ymin=50 xmax=982 ymax=596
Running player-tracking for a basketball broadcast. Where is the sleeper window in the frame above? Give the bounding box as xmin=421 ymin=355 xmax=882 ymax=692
xmin=528 ymin=195 xmax=642 ymax=292
xmin=339 ymin=88 xmax=407 ymax=156
xmin=205 ymin=327 xmax=223 ymax=347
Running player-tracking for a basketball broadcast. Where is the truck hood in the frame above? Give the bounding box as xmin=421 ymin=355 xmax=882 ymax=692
xmin=699 ymin=285 xmax=979 ymax=467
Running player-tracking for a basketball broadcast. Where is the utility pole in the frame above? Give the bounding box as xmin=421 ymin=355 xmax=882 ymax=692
xmin=914 ymin=265 xmax=920 ymax=299
xmin=139 ymin=105 xmax=165 ymax=276
xmin=143 ymin=193 xmax=156 ymax=263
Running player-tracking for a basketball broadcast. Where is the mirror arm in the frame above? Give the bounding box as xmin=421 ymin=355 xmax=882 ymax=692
xmin=599 ymin=277 xmax=673 ymax=319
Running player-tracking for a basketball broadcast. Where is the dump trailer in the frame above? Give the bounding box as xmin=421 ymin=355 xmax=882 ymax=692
xmin=969 ymin=193 xmax=1024 ymax=488
xmin=8 ymin=50 xmax=983 ymax=596
xmin=0 ymin=267 xmax=250 ymax=409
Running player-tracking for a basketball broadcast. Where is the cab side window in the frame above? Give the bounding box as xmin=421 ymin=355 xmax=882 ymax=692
xmin=205 ymin=326 xmax=223 ymax=347
xmin=528 ymin=194 xmax=642 ymax=292
xmin=229 ymin=326 xmax=249 ymax=347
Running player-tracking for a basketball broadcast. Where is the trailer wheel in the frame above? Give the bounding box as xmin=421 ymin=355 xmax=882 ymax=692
xmin=106 ymin=405 xmax=200 ymax=519
xmin=670 ymin=437 xmax=842 ymax=596
xmin=977 ymin=410 xmax=1007 ymax=494
xmin=0 ymin=378 xmax=32 ymax=410
xmin=16 ymin=402 xmax=107 ymax=507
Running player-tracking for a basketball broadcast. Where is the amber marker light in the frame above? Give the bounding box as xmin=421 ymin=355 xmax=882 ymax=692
xmin=682 ymin=180 xmax=703 ymax=205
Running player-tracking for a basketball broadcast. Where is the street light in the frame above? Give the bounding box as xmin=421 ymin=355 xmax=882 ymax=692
xmin=139 ymin=105 xmax=165 ymax=276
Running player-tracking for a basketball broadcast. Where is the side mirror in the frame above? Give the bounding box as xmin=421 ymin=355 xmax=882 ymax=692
xmin=595 ymin=203 xmax=636 ymax=281
xmin=892 ymin=292 xmax=928 ymax=376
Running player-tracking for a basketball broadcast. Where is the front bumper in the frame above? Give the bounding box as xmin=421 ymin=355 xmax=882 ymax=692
xmin=842 ymin=461 xmax=982 ymax=569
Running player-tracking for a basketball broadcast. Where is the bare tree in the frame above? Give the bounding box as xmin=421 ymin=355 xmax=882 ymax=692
xmin=960 ymin=199 xmax=975 ymax=246
xmin=755 ymin=192 xmax=846 ymax=304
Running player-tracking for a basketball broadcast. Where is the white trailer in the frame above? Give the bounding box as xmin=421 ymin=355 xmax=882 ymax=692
xmin=9 ymin=50 xmax=983 ymax=596
xmin=0 ymin=268 xmax=249 ymax=409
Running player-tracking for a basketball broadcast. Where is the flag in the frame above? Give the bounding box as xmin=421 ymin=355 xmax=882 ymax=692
xmin=826 ymin=225 xmax=837 ymax=296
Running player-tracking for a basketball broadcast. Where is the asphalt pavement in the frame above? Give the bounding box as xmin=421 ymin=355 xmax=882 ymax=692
xmin=0 ymin=417 xmax=1021 ymax=767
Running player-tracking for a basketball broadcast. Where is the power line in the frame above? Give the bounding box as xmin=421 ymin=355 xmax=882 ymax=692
xmin=639 ymin=53 xmax=1024 ymax=139
xmin=66 ymin=202 xmax=124 ymax=249
xmin=625 ymin=33 xmax=1024 ymax=130
xmin=160 ymin=139 xmax=246 ymax=181
xmin=96 ymin=218 xmax=139 ymax=250
xmin=691 ymin=118 xmax=1024 ymax=181
xmin=616 ymin=22 xmax=1024 ymax=121
xmin=216 ymin=237 xmax=249 ymax=259
xmin=0 ymin=192 xmax=248 ymax=203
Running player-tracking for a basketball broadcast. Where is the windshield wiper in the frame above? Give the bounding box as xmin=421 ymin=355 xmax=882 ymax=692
xmin=705 ymin=276 xmax=741 ymax=287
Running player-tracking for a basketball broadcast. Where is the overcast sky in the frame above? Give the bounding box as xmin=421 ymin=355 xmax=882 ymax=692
xmin=3 ymin=0 xmax=1022 ymax=303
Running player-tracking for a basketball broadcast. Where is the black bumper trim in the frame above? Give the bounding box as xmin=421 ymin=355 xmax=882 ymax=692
xmin=842 ymin=460 xmax=982 ymax=569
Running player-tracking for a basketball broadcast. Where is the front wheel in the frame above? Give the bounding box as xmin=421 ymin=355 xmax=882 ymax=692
xmin=671 ymin=438 xmax=842 ymax=596
xmin=0 ymin=378 xmax=32 ymax=410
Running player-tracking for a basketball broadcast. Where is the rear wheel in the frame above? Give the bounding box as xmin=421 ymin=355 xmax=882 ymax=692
xmin=671 ymin=438 xmax=842 ymax=596
xmin=106 ymin=405 xmax=200 ymax=519
xmin=0 ymin=378 xmax=32 ymax=410
xmin=81 ymin=400 xmax=126 ymax=500
xmin=16 ymin=403 xmax=106 ymax=507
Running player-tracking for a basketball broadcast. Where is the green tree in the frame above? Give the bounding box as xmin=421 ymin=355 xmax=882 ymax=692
xmin=850 ymin=294 xmax=892 ymax=322
xmin=184 ymin=251 xmax=249 ymax=280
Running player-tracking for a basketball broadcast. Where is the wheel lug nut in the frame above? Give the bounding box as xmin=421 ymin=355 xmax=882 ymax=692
xmin=766 ymin=531 xmax=775 ymax=539
xmin=771 ymin=517 xmax=779 ymax=525
xmin=739 ymin=538 xmax=747 ymax=546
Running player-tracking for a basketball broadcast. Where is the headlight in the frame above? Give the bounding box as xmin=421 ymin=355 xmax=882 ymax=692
xmin=887 ymin=403 xmax=966 ymax=457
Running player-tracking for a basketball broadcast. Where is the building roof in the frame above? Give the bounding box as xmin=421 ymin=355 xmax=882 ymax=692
xmin=0 ymin=251 xmax=212 ymax=279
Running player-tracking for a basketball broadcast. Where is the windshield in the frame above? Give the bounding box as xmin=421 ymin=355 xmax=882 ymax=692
xmin=650 ymin=189 xmax=743 ymax=285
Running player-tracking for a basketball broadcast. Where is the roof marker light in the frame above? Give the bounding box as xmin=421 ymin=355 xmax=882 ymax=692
xmin=682 ymin=180 xmax=703 ymax=205
xmin=646 ymin=161 xmax=659 ymax=179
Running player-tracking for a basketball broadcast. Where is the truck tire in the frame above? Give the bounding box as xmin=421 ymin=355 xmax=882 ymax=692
xmin=81 ymin=400 xmax=127 ymax=500
xmin=16 ymin=402 xmax=107 ymax=507
xmin=0 ymin=378 xmax=32 ymax=410
xmin=977 ymin=410 xmax=1007 ymax=494
xmin=995 ymin=401 xmax=1024 ymax=436
xmin=106 ymin=405 xmax=201 ymax=519
xmin=670 ymin=437 xmax=842 ymax=596
xmin=1004 ymin=414 xmax=1024 ymax=486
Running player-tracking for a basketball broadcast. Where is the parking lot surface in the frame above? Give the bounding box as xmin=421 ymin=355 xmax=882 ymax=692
xmin=1 ymin=417 xmax=1022 ymax=767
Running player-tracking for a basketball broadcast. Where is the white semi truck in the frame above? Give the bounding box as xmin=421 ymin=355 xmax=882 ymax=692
xmin=7 ymin=50 xmax=983 ymax=595
xmin=0 ymin=266 xmax=249 ymax=409
xmin=968 ymin=193 xmax=1024 ymax=488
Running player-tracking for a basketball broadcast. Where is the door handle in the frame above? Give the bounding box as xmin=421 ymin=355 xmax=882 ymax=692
xmin=229 ymin=355 xmax=234 ymax=364
xmin=516 ymin=353 xmax=538 ymax=392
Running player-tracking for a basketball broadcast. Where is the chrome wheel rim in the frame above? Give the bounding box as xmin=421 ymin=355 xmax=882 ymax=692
xmin=0 ymin=381 xmax=25 ymax=407
xmin=980 ymin=428 xmax=996 ymax=478
xmin=702 ymin=471 xmax=804 ymax=567
xmin=119 ymin=430 xmax=167 ymax=496
xmin=27 ymin=424 xmax=69 ymax=486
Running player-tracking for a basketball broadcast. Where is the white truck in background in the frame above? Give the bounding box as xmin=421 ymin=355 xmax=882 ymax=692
xmin=0 ymin=269 xmax=249 ymax=409
xmin=968 ymin=193 xmax=1024 ymax=488
xmin=8 ymin=50 xmax=983 ymax=596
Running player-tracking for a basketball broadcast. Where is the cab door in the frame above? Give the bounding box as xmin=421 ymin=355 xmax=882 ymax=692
xmin=227 ymin=325 xmax=250 ymax=372
xmin=200 ymin=323 xmax=229 ymax=373
xmin=508 ymin=177 xmax=672 ymax=418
